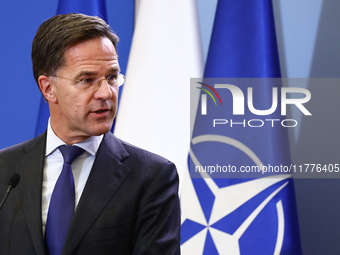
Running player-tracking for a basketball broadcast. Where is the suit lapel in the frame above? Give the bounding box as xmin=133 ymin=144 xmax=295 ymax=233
xmin=15 ymin=132 xmax=47 ymax=255
xmin=63 ymin=133 xmax=131 ymax=254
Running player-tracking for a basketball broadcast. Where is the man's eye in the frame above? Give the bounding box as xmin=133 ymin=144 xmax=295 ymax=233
xmin=107 ymin=75 xmax=118 ymax=86
xmin=81 ymin=78 xmax=95 ymax=85
xmin=107 ymin=75 xmax=118 ymax=82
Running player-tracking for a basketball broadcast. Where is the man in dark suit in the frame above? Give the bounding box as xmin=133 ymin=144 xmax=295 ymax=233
xmin=0 ymin=13 xmax=180 ymax=254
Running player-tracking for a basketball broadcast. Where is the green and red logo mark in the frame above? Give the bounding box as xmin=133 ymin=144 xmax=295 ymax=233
xmin=197 ymin=82 xmax=223 ymax=115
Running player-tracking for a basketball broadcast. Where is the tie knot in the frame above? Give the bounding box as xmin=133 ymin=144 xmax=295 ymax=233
xmin=59 ymin=145 xmax=84 ymax=164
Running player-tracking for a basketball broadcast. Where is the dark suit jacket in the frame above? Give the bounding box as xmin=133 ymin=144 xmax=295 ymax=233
xmin=0 ymin=132 xmax=180 ymax=254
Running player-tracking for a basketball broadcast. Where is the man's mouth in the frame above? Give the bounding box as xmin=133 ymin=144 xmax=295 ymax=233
xmin=94 ymin=109 xmax=108 ymax=114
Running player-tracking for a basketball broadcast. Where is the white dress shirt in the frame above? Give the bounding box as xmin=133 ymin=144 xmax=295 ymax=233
xmin=41 ymin=120 xmax=103 ymax=234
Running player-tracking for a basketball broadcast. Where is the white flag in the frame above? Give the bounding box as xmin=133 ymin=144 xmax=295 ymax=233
xmin=114 ymin=0 xmax=203 ymax=184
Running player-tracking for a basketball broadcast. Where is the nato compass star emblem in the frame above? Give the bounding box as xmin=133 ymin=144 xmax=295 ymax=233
xmin=180 ymin=135 xmax=292 ymax=254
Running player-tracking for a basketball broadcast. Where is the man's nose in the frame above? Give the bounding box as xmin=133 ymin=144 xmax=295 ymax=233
xmin=93 ymin=79 xmax=113 ymax=100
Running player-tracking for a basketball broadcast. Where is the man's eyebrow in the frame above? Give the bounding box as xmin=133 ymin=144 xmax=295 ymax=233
xmin=107 ymin=67 xmax=121 ymax=74
xmin=74 ymin=67 xmax=121 ymax=80
xmin=74 ymin=71 xmax=97 ymax=80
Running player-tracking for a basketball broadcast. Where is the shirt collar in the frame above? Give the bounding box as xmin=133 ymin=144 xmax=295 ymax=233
xmin=45 ymin=119 xmax=103 ymax=157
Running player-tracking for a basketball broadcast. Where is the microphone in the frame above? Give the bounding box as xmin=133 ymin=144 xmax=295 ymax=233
xmin=0 ymin=173 xmax=20 ymax=210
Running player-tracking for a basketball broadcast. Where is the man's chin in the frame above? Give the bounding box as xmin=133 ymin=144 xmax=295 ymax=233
xmin=91 ymin=123 xmax=114 ymax=136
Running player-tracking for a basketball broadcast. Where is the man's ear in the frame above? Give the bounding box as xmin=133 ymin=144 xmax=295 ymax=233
xmin=38 ymin=75 xmax=57 ymax=103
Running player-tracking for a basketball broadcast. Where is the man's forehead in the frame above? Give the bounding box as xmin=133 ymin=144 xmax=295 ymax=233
xmin=66 ymin=37 xmax=116 ymax=55
xmin=62 ymin=37 xmax=118 ymax=69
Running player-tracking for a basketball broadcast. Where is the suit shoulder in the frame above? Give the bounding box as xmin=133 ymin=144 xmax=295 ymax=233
xmin=105 ymin=134 xmax=177 ymax=174
xmin=0 ymin=132 xmax=46 ymax=159
xmin=120 ymin=139 xmax=173 ymax=166
xmin=117 ymin=138 xmax=179 ymax=195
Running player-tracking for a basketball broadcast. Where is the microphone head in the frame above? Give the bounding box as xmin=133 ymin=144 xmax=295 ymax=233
xmin=8 ymin=173 xmax=20 ymax=188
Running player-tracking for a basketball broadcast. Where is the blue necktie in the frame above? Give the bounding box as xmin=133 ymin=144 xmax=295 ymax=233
xmin=46 ymin=145 xmax=84 ymax=255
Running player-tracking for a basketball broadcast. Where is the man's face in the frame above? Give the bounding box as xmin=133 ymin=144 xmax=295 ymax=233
xmin=48 ymin=37 xmax=119 ymax=143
